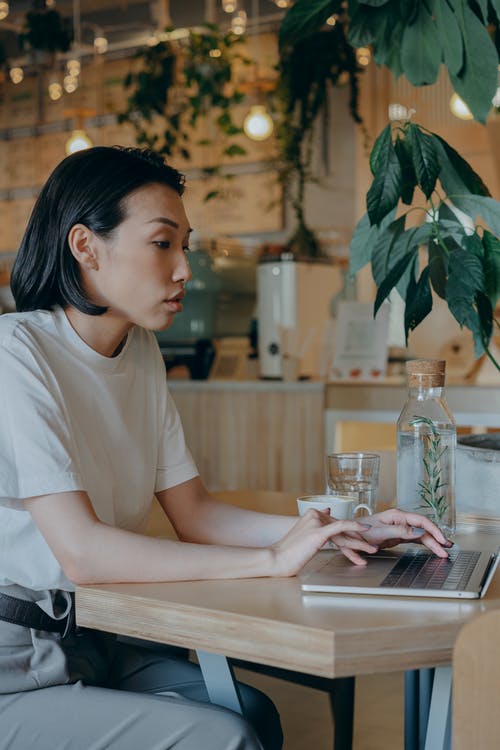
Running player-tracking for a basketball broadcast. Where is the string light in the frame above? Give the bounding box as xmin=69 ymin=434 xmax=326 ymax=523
xmin=0 ymin=2 xmax=9 ymax=21
xmin=209 ymin=48 xmax=222 ymax=58
xmin=48 ymin=79 xmax=63 ymax=101
xmin=93 ymin=32 xmax=108 ymax=54
xmin=67 ymin=58 xmax=81 ymax=76
xmin=65 ymin=129 xmax=93 ymax=154
xmin=274 ymin=0 xmax=290 ymax=7
xmin=356 ymin=47 xmax=371 ymax=66
xmin=326 ymin=15 xmax=337 ymax=26
xmin=449 ymin=93 xmax=473 ymax=120
xmin=222 ymin=0 xmax=237 ymax=12
xmin=9 ymin=66 xmax=23 ymax=84
xmin=231 ymin=10 xmax=247 ymax=35
xmin=63 ymin=75 xmax=78 ymax=93
xmin=243 ymin=105 xmax=273 ymax=141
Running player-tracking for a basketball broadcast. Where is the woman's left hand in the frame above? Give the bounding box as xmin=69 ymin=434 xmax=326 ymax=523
xmin=354 ymin=508 xmax=453 ymax=557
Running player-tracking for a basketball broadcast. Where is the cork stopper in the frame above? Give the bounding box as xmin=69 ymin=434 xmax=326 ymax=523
xmin=406 ymin=359 xmax=446 ymax=388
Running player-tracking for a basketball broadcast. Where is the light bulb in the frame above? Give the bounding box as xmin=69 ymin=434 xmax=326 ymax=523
xmin=94 ymin=34 xmax=108 ymax=54
xmin=63 ymin=74 xmax=78 ymax=93
xmin=449 ymin=93 xmax=473 ymax=120
xmin=65 ymin=129 xmax=93 ymax=155
xmin=0 ymin=2 xmax=9 ymax=21
xmin=243 ymin=105 xmax=274 ymax=141
xmin=326 ymin=15 xmax=337 ymax=26
xmin=274 ymin=0 xmax=290 ymax=7
xmin=388 ymin=103 xmax=409 ymax=121
xmin=231 ymin=10 xmax=247 ymax=35
xmin=9 ymin=66 xmax=23 ymax=84
xmin=356 ymin=47 xmax=371 ymax=66
xmin=222 ymin=0 xmax=237 ymax=12
xmin=48 ymin=81 xmax=63 ymax=101
xmin=67 ymin=58 xmax=81 ymax=76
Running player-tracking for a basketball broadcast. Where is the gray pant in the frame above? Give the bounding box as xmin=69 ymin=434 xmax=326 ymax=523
xmin=0 ymin=621 xmax=283 ymax=750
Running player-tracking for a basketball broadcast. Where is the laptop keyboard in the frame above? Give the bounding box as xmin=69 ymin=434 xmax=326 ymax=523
xmin=380 ymin=549 xmax=481 ymax=591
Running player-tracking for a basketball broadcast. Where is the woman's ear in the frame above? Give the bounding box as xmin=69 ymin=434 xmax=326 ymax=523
xmin=67 ymin=224 xmax=100 ymax=270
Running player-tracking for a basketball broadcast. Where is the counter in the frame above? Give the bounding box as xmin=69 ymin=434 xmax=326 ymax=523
xmin=167 ymin=378 xmax=500 ymax=495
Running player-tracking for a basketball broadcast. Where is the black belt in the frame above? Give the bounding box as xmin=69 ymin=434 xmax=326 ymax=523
xmin=0 ymin=592 xmax=75 ymax=637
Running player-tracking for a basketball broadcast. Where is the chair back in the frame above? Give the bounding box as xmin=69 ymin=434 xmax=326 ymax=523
xmin=453 ymin=610 xmax=500 ymax=749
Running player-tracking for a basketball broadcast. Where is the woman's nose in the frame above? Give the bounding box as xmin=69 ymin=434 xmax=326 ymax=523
xmin=173 ymin=247 xmax=192 ymax=283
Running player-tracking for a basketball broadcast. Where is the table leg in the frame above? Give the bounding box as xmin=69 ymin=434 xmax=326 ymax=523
xmin=404 ymin=670 xmax=419 ymax=750
xmin=423 ymin=666 xmax=452 ymax=750
xmin=196 ymin=650 xmax=243 ymax=714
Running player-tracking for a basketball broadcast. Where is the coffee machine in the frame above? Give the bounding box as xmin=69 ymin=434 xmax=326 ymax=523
xmin=257 ymin=254 xmax=340 ymax=379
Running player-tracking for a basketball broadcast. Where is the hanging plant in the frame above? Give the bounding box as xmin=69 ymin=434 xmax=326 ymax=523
xmin=276 ymin=12 xmax=363 ymax=258
xmin=18 ymin=7 xmax=73 ymax=55
xmin=350 ymin=119 xmax=500 ymax=370
xmin=119 ymin=23 xmax=248 ymax=183
xmin=280 ymin=0 xmax=500 ymax=124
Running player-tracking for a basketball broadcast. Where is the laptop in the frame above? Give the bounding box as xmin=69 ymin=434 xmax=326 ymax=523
xmin=300 ymin=545 xmax=500 ymax=599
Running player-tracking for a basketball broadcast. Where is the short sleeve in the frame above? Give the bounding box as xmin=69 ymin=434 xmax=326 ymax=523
xmin=155 ymin=386 xmax=199 ymax=493
xmin=0 ymin=339 xmax=84 ymax=507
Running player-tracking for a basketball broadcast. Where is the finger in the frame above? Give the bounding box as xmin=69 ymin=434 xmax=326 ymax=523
xmin=378 ymin=510 xmax=448 ymax=545
xmin=333 ymin=533 xmax=378 ymax=556
xmin=340 ymin=546 xmax=368 ymax=566
xmin=417 ymin=532 xmax=450 ymax=558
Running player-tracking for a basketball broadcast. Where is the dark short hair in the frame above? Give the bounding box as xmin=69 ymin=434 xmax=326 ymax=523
xmin=10 ymin=146 xmax=186 ymax=314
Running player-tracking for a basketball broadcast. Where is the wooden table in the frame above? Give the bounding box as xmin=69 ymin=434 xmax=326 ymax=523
xmin=76 ymin=492 xmax=500 ymax=750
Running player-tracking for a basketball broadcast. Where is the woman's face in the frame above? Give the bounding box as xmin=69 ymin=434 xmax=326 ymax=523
xmin=90 ymin=182 xmax=192 ymax=331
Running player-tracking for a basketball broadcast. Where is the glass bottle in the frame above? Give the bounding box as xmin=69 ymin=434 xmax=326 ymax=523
xmin=397 ymin=359 xmax=456 ymax=536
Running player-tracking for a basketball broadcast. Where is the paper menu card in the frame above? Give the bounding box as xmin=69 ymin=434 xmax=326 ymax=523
xmin=328 ymin=301 xmax=390 ymax=380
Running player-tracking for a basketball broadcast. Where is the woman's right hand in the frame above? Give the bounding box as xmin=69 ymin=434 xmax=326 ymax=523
xmin=270 ymin=509 xmax=378 ymax=577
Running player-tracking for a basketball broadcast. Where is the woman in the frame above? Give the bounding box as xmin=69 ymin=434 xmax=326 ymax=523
xmin=0 ymin=146 xmax=450 ymax=749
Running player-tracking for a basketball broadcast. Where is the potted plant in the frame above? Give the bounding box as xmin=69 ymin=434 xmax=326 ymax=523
xmin=275 ymin=15 xmax=364 ymax=258
xmin=278 ymin=1 xmax=500 ymax=365
xmin=18 ymin=3 xmax=73 ymax=65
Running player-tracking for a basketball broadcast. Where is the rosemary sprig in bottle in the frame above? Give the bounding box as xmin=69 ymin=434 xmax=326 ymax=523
xmin=408 ymin=415 xmax=449 ymax=523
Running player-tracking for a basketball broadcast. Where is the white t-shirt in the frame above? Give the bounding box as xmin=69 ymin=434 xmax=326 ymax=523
xmin=0 ymin=306 xmax=198 ymax=591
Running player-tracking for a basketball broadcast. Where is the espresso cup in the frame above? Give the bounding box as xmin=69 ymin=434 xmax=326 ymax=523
xmin=297 ymin=494 xmax=372 ymax=520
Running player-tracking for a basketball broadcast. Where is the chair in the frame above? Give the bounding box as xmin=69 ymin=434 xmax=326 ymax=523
xmin=453 ymin=610 xmax=500 ymax=750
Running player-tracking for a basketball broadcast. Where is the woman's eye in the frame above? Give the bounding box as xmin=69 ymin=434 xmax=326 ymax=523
xmin=153 ymin=241 xmax=170 ymax=249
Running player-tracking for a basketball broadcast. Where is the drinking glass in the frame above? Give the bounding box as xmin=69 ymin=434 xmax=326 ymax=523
xmin=326 ymin=452 xmax=380 ymax=513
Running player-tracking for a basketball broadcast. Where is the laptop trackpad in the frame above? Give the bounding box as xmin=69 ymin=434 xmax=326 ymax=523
xmin=306 ymin=551 xmax=400 ymax=586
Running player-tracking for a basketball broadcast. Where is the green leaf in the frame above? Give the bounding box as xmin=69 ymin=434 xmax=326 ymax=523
xmin=369 ymin=124 xmax=391 ymax=176
xmin=204 ymin=190 xmax=219 ymax=202
xmin=350 ymin=213 xmax=375 ymax=275
xmin=434 ymin=134 xmax=491 ymax=197
xmin=223 ymin=143 xmax=247 ymax=157
xmin=445 ymin=243 xmax=485 ymax=336
xmin=366 ymin=138 xmax=402 ymax=224
xmin=450 ymin=4 xmax=498 ymax=123
xmin=279 ymin=0 xmax=338 ymax=47
xmin=374 ymin=248 xmax=417 ymax=316
xmin=349 ymin=207 xmax=397 ymax=275
xmin=405 ymin=265 xmax=433 ymax=340
xmin=476 ymin=291 xmax=493 ymax=346
xmin=407 ymin=124 xmax=439 ymax=199
xmin=371 ymin=216 xmax=407 ymax=285
xmin=347 ymin=0 xmax=378 ymax=47
xmin=449 ymin=195 xmax=500 ymax=236
xmin=491 ymin=0 xmax=500 ymax=22
xmin=433 ymin=0 xmax=463 ymax=76
xmin=400 ymin=2 xmax=441 ymax=85
xmin=394 ymin=136 xmax=417 ymax=205
xmin=482 ymin=230 xmax=500 ymax=308
xmin=472 ymin=0 xmax=489 ymax=23
xmin=428 ymin=239 xmax=448 ymax=299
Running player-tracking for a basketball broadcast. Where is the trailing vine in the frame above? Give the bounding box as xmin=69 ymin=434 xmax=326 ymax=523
xmin=276 ymin=13 xmax=364 ymax=257
xmin=119 ymin=23 xmax=249 ymax=183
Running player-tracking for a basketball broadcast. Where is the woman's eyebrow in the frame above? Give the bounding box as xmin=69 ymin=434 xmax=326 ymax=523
xmin=147 ymin=217 xmax=193 ymax=234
